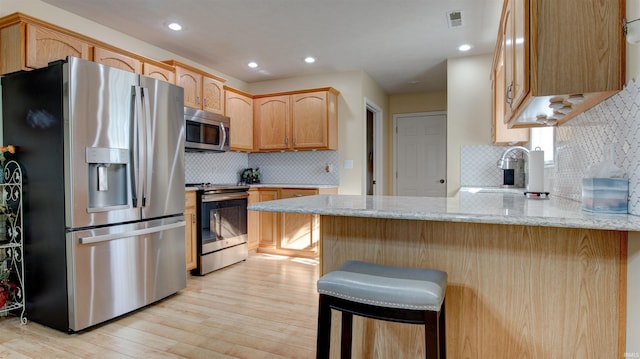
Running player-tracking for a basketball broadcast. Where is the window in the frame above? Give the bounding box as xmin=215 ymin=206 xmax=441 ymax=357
xmin=530 ymin=127 xmax=555 ymax=166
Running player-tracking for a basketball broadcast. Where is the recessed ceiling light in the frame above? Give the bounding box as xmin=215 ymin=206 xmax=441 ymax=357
xmin=304 ymin=57 xmax=316 ymax=64
xmin=248 ymin=62 xmax=258 ymax=68
xmin=458 ymin=44 xmax=472 ymax=52
xmin=167 ymin=22 xmax=182 ymax=31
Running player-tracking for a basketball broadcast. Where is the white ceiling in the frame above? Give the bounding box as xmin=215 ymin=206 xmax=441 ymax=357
xmin=40 ymin=0 xmax=503 ymax=94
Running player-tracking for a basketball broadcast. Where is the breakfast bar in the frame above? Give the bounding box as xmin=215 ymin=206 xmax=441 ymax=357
xmin=249 ymin=190 xmax=640 ymax=358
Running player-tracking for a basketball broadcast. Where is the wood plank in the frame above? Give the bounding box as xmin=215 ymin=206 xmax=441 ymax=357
xmin=0 ymin=253 xmax=318 ymax=358
xmin=321 ymin=216 xmax=625 ymax=359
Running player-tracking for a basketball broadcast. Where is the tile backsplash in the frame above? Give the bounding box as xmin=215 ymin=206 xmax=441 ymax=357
xmin=185 ymin=150 xmax=340 ymax=185
xmin=462 ymin=78 xmax=640 ymax=215
xmin=249 ymin=151 xmax=340 ymax=185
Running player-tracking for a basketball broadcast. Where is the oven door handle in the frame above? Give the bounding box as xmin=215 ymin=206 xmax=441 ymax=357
xmin=202 ymin=192 xmax=249 ymax=202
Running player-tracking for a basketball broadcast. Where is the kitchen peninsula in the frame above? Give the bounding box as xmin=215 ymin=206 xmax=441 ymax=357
xmin=249 ymin=191 xmax=639 ymax=358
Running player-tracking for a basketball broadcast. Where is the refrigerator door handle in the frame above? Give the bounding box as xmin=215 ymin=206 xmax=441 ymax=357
xmin=140 ymin=86 xmax=151 ymax=207
xmin=78 ymin=220 xmax=186 ymax=244
xmin=131 ymin=85 xmax=144 ymax=208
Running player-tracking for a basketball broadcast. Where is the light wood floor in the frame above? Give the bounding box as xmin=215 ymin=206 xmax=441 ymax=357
xmin=0 ymin=253 xmax=320 ymax=358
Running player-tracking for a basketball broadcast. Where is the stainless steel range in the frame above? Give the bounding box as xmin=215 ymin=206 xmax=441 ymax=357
xmin=187 ymin=183 xmax=250 ymax=275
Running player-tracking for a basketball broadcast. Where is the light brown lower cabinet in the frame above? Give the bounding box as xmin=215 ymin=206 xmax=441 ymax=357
xmin=248 ymin=187 xmax=337 ymax=257
xmin=185 ymin=190 xmax=197 ymax=271
xmin=249 ymin=189 xmax=279 ymax=251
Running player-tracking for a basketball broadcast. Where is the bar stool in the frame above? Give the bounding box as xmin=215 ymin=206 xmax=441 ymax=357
xmin=316 ymin=260 xmax=447 ymax=359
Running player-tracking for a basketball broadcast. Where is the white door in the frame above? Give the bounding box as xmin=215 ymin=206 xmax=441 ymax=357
xmin=394 ymin=112 xmax=447 ymax=196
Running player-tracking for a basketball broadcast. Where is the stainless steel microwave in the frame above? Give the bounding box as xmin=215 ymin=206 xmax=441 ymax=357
xmin=184 ymin=107 xmax=230 ymax=152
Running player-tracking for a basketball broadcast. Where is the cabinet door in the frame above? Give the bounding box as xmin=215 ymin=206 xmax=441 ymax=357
xmin=185 ymin=191 xmax=197 ymax=271
xmin=25 ymin=24 xmax=90 ymax=69
xmin=502 ymin=1 xmax=515 ymax=124
xmin=257 ymin=190 xmax=279 ymax=249
xmin=226 ymin=89 xmax=254 ymax=151
xmin=254 ymin=95 xmax=290 ymax=151
xmin=143 ymin=62 xmax=175 ymax=83
xmin=202 ymin=76 xmax=224 ymax=114
xmin=279 ymin=189 xmax=318 ymax=251
xmin=492 ymin=39 xmax=529 ymax=144
xmin=291 ymin=91 xmax=328 ymax=149
xmin=93 ymin=47 xmax=141 ymax=73
xmin=247 ymin=190 xmax=260 ymax=250
xmin=510 ymin=0 xmax=528 ymax=112
xmin=175 ymin=66 xmax=202 ymax=109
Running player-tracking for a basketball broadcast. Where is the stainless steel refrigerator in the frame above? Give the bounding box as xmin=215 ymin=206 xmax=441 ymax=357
xmin=1 ymin=57 xmax=186 ymax=332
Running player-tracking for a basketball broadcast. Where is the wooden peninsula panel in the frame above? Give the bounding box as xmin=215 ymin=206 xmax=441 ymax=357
xmin=320 ymin=216 xmax=626 ymax=359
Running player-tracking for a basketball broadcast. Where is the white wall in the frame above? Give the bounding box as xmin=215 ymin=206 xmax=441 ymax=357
xmin=248 ymin=70 xmax=388 ymax=195
xmin=446 ymin=54 xmax=493 ymax=196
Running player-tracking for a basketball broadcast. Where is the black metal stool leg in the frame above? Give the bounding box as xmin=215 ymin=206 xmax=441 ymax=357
xmin=425 ymin=310 xmax=440 ymax=359
xmin=316 ymin=294 xmax=332 ymax=359
xmin=439 ymin=301 xmax=446 ymax=359
xmin=340 ymin=311 xmax=353 ymax=359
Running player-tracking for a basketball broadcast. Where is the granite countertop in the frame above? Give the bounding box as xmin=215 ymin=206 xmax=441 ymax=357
xmin=249 ymin=183 xmax=338 ymax=189
xmin=248 ymin=189 xmax=640 ymax=231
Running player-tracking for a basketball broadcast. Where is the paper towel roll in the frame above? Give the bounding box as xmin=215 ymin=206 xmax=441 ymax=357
xmin=528 ymin=150 xmax=544 ymax=192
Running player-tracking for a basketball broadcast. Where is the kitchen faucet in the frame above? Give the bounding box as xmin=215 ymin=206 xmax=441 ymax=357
xmin=497 ymin=146 xmax=529 ymax=187
xmin=497 ymin=146 xmax=529 ymax=169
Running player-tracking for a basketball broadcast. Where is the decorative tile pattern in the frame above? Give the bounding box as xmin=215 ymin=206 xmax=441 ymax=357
xmin=185 ymin=151 xmax=249 ymax=184
xmin=462 ymin=79 xmax=640 ymax=215
xmin=185 ymin=150 xmax=340 ymax=185
xmin=460 ymin=145 xmax=511 ymax=186
xmin=550 ymin=79 xmax=640 ymax=215
xmin=249 ymin=151 xmax=340 ymax=185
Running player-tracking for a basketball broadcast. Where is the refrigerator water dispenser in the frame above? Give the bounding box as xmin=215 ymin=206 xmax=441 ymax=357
xmin=86 ymin=147 xmax=129 ymax=211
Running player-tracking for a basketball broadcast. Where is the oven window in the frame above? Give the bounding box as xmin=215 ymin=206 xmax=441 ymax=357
xmin=185 ymin=121 xmax=201 ymax=143
xmin=202 ymin=123 xmax=221 ymax=146
xmin=201 ymin=198 xmax=247 ymax=243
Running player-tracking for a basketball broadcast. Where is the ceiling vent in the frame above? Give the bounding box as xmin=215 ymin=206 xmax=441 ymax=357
xmin=447 ymin=10 xmax=463 ymax=28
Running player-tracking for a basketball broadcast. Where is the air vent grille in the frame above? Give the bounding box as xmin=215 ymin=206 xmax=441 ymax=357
xmin=447 ymin=10 xmax=463 ymax=28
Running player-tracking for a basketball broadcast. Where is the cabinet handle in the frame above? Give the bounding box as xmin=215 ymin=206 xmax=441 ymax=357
xmin=204 ymin=98 xmax=208 ymax=107
xmin=505 ymin=82 xmax=513 ymax=105
xmin=285 ymin=136 xmax=289 ymax=145
xmin=197 ymin=96 xmax=201 ymax=105
xmin=294 ymin=194 xmax=304 ymax=197
xmin=192 ymin=213 xmax=196 ymax=223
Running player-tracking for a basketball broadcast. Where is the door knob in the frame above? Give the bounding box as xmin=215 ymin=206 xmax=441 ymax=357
xmin=439 ymin=179 xmax=445 ymax=183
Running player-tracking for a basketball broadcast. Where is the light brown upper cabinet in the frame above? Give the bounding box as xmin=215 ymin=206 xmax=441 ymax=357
xmin=142 ymin=62 xmax=175 ymax=84
xmin=164 ymin=60 xmax=226 ymax=114
xmin=491 ymin=6 xmax=529 ymax=145
xmin=0 ymin=14 xmax=91 ymax=74
xmin=93 ymin=46 xmax=141 ymax=73
xmin=254 ymin=95 xmax=291 ymax=151
xmin=496 ymin=0 xmax=625 ymax=128
xmin=0 ymin=13 xmax=177 ymax=85
xmin=224 ymin=86 xmax=254 ymax=152
xmin=254 ymin=88 xmax=339 ymax=151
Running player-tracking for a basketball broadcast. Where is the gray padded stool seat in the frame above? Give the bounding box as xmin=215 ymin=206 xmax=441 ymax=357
xmin=316 ymin=260 xmax=447 ymax=359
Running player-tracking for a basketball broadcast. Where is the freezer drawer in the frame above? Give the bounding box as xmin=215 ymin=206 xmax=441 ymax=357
xmin=67 ymin=217 xmax=186 ymax=332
